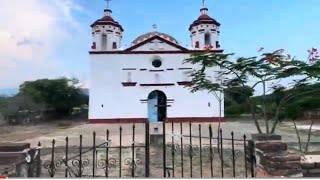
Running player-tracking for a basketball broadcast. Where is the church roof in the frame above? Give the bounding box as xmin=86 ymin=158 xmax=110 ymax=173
xmin=126 ymin=35 xmax=188 ymax=52
xmin=90 ymin=9 xmax=124 ymax=32
xmin=132 ymin=31 xmax=179 ymax=45
xmin=189 ymin=7 xmax=220 ymax=31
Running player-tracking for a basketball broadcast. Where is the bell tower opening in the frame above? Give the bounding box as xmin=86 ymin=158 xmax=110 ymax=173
xmin=204 ymin=32 xmax=211 ymax=46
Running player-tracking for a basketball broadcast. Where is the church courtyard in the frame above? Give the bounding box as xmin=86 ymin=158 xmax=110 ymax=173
xmin=0 ymin=120 xmax=319 ymax=152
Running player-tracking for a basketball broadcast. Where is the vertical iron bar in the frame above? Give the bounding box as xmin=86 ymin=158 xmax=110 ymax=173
xmin=162 ymin=121 xmax=166 ymax=177
xmin=79 ymin=135 xmax=83 ymax=177
xmin=65 ymin=137 xmax=69 ymax=178
xmin=131 ymin=124 xmax=135 ymax=177
xmin=92 ymin=132 xmax=96 ymax=177
xmin=36 ymin=142 xmax=41 ymax=177
xmin=145 ymin=123 xmax=150 ymax=177
xmin=189 ymin=123 xmax=192 ymax=178
xmin=220 ymin=129 xmax=224 ymax=178
xmin=243 ymin=135 xmax=248 ymax=178
xmin=105 ymin=130 xmax=110 ymax=177
xmin=199 ymin=124 xmax=203 ymax=178
xmin=249 ymin=140 xmax=255 ymax=177
xmin=171 ymin=122 xmax=175 ymax=177
xmin=209 ymin=125 xmax=213 ymax=178
xmin=50 ymin=139 xmax=55 ymax=178
xmin=119 ymin=126 xmax=122 ymax=177
xmin=231 ymin=132 xmax=236 ymax=177
xmin=180 ymin=122 xmax=184 ymax=178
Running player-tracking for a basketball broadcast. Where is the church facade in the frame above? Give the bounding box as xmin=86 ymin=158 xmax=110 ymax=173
xmin=89 ymin=3 xmax=224 ymax=123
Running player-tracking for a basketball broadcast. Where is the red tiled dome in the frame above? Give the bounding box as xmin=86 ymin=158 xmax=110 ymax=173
xmin=132 ymin=31 xmax=179 ymax=45
xmin=189 ymin=8 xmax=220 ymax=31
xmin=90 ymin=9 xmax=124 ymax=32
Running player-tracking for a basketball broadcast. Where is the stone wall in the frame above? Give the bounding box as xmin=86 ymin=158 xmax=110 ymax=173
xmin=301 ymin=153 xmax=320 ymax=177
xmin=252 ymin=134 xmax=303 ymax=178
xmin=0 ymin=143 xmax=41 ymax=177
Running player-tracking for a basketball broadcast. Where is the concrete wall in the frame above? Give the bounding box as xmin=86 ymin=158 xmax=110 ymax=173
xmin=89 ymin=53 xmax=224 ymax=121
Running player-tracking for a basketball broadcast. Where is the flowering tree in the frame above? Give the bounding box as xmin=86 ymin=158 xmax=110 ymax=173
xmin=184 ymin=48 xmax=320 ymax=134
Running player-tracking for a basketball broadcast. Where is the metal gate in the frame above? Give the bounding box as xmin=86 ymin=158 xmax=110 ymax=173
xmin=162 ymin=122 xmax=256 ymax=178
xmin=36 ymin=122 xmax=255 ymax=178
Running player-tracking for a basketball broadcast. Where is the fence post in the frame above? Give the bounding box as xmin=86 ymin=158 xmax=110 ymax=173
xmin=162 ymin=122 xmax=166 ymax=177
xmin=92 ymin=132 xmax=96 ymax=177
xmin=36 ymin=142 xmax=41 ymax=177
xmin=145 ymin=123 xmax=150 ymax=177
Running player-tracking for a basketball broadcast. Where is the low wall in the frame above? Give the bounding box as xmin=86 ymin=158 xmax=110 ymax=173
xmin=0 ymin=143 xmax=41 ymax=177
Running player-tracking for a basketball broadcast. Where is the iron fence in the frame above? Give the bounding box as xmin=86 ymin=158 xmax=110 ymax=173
xmin=35 ymin=122 xmax=255 ymax=178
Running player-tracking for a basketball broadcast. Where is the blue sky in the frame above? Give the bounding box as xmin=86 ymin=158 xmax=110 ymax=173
xmin=0 ymin=0 xmax=319 ymax=90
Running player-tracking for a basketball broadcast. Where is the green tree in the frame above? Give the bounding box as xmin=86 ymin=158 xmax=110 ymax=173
xmin=184 ymin=48 xmax=320 ymax=134
xmin=19 ymin=77 xmax=88 ymax=116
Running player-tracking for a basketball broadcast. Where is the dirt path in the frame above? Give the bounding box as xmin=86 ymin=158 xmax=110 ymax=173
xmin=1 ymin=119 xmax=319 ymax=151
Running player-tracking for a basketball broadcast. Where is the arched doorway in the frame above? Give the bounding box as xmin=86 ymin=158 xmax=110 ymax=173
xmin=147 ymin=90 xmax=167 ymax=122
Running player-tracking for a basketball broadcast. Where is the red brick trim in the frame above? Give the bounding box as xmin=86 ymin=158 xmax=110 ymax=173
xmin=140 ymin=69 xmax=147 ymax=71
xmin=150 ymin=69 xmax=164 ymax=72
xmin=140 ymin=99 xmax=174 ymax=102
xmin=89 ymin=117 xmax=225 ymax=124
xmin=178 ymin=68 xmax=193 ymax=70
xmin=89 ymin=118 xmax=148 ymax=124
xmin=140 ymin=83 xmax=175 ymax=87
xmin=122 ymin=68 xmax=136 ymax=70
xmin=122 ymin=82 xmax=137 ymax=87
xmin=167 ymin=68 xmax=174 ymax=70
xmin=166 ymin=117 xmax=225 ymax=123
xmin=89 ymin=49 xmax=224 ymax=55
xmin=177 ymin=81 xmax=192 ymax=86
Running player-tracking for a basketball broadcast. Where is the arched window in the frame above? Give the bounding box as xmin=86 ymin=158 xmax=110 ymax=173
xmin=112 ymin=42 xmax=117 ymax=49
xmin=216 ymin=41 xmax=220 ymax=48
xmin=101 ymin=34 xmax=107 ymax=50
xmin=204 ymin=33 xmax=211 ymax=46
xmin=91 ymin=42 xmax=96 ymax=49
xmin=195 ymin=41 xmax=200 ymax=48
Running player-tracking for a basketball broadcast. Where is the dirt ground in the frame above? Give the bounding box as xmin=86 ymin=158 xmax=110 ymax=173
xmin=1 ymin=119 xmax=319 ymax=177
xmin=0 ymin=119 xmax=319 ymax=150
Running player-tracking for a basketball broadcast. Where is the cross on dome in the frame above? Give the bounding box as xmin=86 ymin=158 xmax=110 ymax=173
xmin=202 ymin=0 xmax=206 ymax=7
xmin=152 ymin=24 xmax=157 ymax=31
xmin=105 ymin=0 xmax=112 ymax=9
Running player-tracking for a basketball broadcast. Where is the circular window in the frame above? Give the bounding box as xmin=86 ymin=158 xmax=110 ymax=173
xmin=152 ymin=59 xmax=162 ymax=68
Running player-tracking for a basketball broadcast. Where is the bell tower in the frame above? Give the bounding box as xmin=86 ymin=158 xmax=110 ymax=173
xmin=189 ymin=0 xmax=221 ymax=50
xmin=90 ymin=0 xmax=124 ymax=51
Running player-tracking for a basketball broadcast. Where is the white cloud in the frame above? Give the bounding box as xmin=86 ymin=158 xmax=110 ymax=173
xmin=0 ymin=0 xmax=86 ymax=88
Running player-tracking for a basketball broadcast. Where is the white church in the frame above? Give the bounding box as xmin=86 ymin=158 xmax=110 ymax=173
xmin=89 ymin=1 xmax=224 ymax=123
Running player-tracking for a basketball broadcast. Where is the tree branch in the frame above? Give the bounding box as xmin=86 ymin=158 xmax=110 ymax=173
xmin=305 ymin=120 xmax=314 ymax=153
xmin=292 ymin=119 xmax=303 ymax=152
xmin=270 ymin=88 xmax=320 ymax=133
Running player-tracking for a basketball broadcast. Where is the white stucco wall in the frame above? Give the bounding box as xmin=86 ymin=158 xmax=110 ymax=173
xmin=132 ymin=39 xmax=180 ymax=51
xmin=190 ymin=24 xmax=220 ymax=49
xmin=91 ymin=25 xmax=123 ymax=51
xmin=89 ymin=53 xmax=224 ymax=120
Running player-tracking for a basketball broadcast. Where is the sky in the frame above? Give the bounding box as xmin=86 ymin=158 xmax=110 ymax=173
xmin=0 ymin=0 xmax=319 ymax=91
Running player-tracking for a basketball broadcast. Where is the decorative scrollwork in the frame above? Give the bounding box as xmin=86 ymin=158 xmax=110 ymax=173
xmin=184 ymin=144 xmax=199 ymax=157
xmin=97 ymin=158 xmax=117 ymax=175
xmin=124 ymin=158 xmax=142 ymax=171
xmin=43 ymin=160 xmax=63 ymax=177
xmin=166 ymin=143 xmax=180 ymax=152
xmin=203 ymin=145 xmax=220 ymax=158
xmin=70 ymin=159 xmax=90 ymax=177
xmin=231 ymin=150 xmax=243 ymax=161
